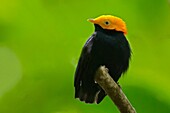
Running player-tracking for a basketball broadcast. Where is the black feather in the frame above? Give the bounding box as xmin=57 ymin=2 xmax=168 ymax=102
xmin=74 ymin=24 xmax=131 ymax=104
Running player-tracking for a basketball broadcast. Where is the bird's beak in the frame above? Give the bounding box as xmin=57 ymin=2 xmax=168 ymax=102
xmin=87 ymin=18 xmax=95 ymax=23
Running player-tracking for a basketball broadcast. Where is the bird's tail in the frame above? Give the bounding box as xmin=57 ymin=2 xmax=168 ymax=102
xmin=75 ymin=85 xmax=106 ymax=104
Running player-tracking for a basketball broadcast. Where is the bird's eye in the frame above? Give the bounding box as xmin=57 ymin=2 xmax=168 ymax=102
xmin=104 ymin=21 xmax=110 ymax=25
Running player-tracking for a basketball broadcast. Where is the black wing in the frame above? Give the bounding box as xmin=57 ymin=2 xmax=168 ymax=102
xmin=74 ymin=33 xmax=96 ymax=98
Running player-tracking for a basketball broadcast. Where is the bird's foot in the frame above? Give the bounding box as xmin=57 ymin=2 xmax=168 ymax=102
xmin=117 ymin=82 xmax=122 ymax=89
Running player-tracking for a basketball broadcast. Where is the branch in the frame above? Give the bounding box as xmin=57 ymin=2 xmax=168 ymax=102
xmin=95 ymin=66 xmax=136 ymax=113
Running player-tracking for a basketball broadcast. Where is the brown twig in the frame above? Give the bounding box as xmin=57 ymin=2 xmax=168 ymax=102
xmin=95 ymin=66 xmax=136 ymax=113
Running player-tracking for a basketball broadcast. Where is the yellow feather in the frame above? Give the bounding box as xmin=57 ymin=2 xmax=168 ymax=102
xmin=88 ymin=15 xmax=127 ymax=34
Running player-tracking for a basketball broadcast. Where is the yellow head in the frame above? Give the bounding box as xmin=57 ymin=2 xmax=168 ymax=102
xmin=88 ymin=15 xmax=127 ymax=34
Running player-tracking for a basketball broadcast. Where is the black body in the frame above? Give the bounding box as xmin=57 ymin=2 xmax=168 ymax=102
xmin=74 ymin=24 xmax=131 ymax=104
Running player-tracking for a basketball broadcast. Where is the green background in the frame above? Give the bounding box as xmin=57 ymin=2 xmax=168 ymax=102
xmin=0 ymin=0 xmax=170 ymax=113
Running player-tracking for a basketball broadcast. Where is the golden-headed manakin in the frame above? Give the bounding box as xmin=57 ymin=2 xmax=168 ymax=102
xmin=74 ymin=15 xmax=131 ymax=104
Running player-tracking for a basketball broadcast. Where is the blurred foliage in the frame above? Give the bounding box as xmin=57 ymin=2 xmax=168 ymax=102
xmin=0 ymin=0 xmax=170 ymax=113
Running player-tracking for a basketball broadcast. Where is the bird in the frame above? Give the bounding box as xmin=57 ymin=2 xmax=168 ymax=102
xmin=74 ymin=15 xmax=131 ymax=104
